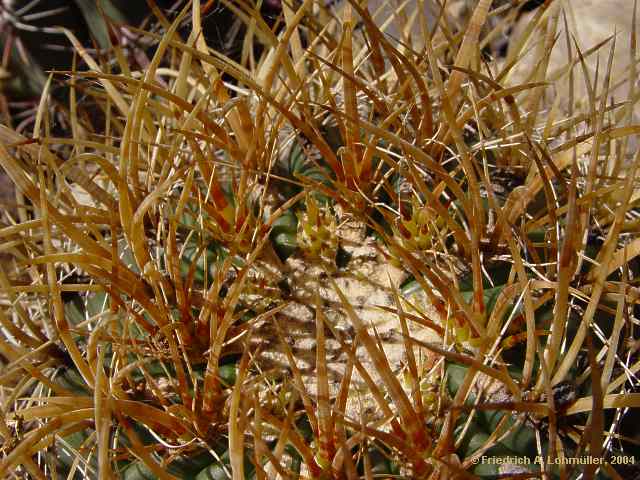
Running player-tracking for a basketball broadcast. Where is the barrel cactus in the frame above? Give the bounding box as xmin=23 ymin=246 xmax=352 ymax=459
xmin=1 ymin=1 xmax=639 ymax=479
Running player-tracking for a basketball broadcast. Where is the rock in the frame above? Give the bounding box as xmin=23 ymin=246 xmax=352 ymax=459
xmin=506 ymin=0 xmax=639 ymax=115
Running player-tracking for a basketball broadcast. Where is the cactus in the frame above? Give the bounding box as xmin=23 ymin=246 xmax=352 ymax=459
xmin=1 ymin=1 xmax=640 ymax=479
